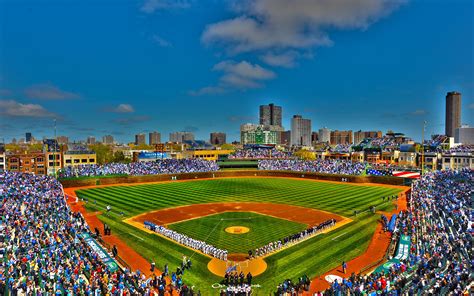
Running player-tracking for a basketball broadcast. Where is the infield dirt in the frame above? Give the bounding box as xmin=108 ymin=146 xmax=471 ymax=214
xmin=127 ymin=202 xmax=344 ymax=228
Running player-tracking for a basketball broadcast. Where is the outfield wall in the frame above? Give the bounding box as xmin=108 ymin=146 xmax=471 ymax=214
xmin=60 ymin=170 xmax=407 ymax=188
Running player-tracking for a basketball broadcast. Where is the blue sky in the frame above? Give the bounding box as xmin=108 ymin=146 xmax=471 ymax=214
xmin=0 ymin=0 xmax=472 ymax=143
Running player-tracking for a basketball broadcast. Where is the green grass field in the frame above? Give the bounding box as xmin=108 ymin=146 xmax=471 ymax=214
xmin=76 ymin=177 xmax=402 ymax=295
xmin=168 ymin=212 xmax=307 ymax=253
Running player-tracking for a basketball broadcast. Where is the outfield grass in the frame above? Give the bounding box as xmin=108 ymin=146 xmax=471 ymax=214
xmin=167 ymin=212 xmax=307 ymax=253
xmin=76 ymin=177 xmax=402 ymax=295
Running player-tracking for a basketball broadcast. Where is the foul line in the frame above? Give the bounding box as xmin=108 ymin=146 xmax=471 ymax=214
xmin=189 ymin=219 xmax=223 ymax=260
xmin=331 ymin=232 xmax=348 ymax=241
xmin=129 ymin=232 xmax=144 ymax=241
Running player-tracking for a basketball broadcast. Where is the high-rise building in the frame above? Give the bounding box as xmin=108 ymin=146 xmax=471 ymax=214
xmin=210 ymin=132 xmax=226 ymax=145
xmin=280 ymin=131 xmax=291 ymax=146
xmin=311 ymin=131 xmax=319 ymax=144
xmin=445 ymin=91 xmax=461 ymax=137
xmin=354 ymin=130 xmax=382 ymax=144
xmin=318 ymin=128 xmax=331 ymax=143
xmin=259 ymin=103 xmax=282 ymax=127
xmin=26 ymin=132 xmax=32 ymax=143
xmin=149 ymin=132 xmax=161 ymax=145
xmin=330 ymin=130 xmax=353 ymax=145
xmin=290 ymin=115 xmax=311 ymax=146
xmin=455 ymin=125 xmax=474 ymax=144
xmin=102 ymin=135 xmax=114 ymax=145
xmin=135 ymin=133 xmax=146 ymax=145
xmin=169 ymin=132 xmax=195 ymax=143
xmin=86 ymin=136 xmax=96 ymax=145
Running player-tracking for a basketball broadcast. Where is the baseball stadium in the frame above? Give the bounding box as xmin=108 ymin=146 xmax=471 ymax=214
xmin=3 ymin=151 xmax=471 ymax=295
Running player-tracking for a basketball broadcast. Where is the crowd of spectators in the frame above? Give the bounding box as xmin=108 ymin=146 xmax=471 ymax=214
xmin=58 ymin=159 xmax=219 ymax=178
xmin=252 ymin=219 xmax=336 ymax=258
xmin=144 ymin=221 xmax=228 ymax=261
xmin=275 ymin=275 xmax=311 ymax=295
xmin=424 ymin=135 xmax=448 ymax=149
xmin=444 ymin=145 xmax=474 ymax=154
xmin=0 ymin=171 xmax=196 ymax=295
xmin=229 ymin=148 xmax=291 ymax=160
xmin=355 ymin=137 xmax=398 ymax=151
xmin=318 ymin=169 xmax=472 ymax=295
xmin=258 ymin=159 xmax=366 ymax=175
xmin=370 ymin=137 xmax=398 ymax=150
xmin=329 ymin=144 xmax=351 ymax=153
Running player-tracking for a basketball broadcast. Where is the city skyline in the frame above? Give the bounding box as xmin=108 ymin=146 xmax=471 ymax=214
xmin=2 ymin=94 xmax=473 ymax=145
xmin=0 ymin=0 xmax=473 ymax=142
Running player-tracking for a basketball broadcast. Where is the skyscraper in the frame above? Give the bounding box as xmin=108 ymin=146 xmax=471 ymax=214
xmin=86 ymin=136 xmax=96 ymax=145
xmin=445 ymin=91 xmax=461 ymax=137
xmin=25 ymin=132 xmax=32 ymax=143
xmin=135 ymin=133 xmax=146 ymax=145
xmin=291 ymin=115 xmax=311 ymax=146
xmin=169 ymin=132 xmax=195 ymax=143
xmin=210 ymin=132 xmax=226 ymax=145
xmin=330 ymin=130 xmax=353 ymax=145
xmin=318 ymin=128 xmax=331 ymax=143
xmin=149 ymin=132 xmax=161 ymax=145
xmin=259 ymin=103 xmax=282 ymax=127
xmin=455 ymin=125 xmax=474 ymax=145
xmin=354 ymin=130 xmax=382 ymax=144
xmin=102 ymin=135 xmax=114 ymax=145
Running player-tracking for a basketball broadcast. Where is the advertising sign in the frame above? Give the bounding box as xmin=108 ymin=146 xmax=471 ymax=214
xmin=79 ymin=232 xmax=119 ymax=272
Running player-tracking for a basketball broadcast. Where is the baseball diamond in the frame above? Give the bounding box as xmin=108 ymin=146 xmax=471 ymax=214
xmin=72 ymin=176 xmax=405 ymax=295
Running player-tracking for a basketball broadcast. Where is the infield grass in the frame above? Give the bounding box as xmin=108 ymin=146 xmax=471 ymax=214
xmin=76 ymin=177 xmax=402 ymax=295
xmin=167 ymin=211 xmax=307 ymax=253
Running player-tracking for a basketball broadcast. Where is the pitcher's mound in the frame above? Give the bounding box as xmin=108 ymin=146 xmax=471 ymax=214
xmin=208 ymin=254 xmax=267 ymax=277
xmin=225 ymin=226 xmax=250 ymax=234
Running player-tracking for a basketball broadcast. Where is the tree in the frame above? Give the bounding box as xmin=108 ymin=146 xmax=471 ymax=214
xmin=133 ymin=144 xmax=154 ymax=150
xmin=294 ymin=149 xmax=316 ymax=160
xmin=89 ymin=143 xmax=114 ymax=164
xmin=220 ymin=144 xmax=236 ymax=150
xmin=112 ymin=151 xmax=130 ymax=163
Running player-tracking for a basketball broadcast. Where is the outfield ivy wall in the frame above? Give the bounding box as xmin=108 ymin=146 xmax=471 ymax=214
xmin=60 ymin=170 xmax=407 ymax=188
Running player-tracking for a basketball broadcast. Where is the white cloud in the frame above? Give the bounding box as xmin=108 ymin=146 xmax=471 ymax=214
xmin=214 ymin=60 xmax=275 ymax=88
xmin=411 ymin=109 xmax=427 ymax=116
xmin=202 ymin=0 xmax=405 ymax=55
xmin=188 ymin=86 xmax=226 ymax=96
xmin=152 ymin=35 xmax=172 ymax=47
xmin=25 ymin=83 xmax=79 ymax=100
xmin=189 ymin=60 xmax=275 ymax=95
xmin=141 ymin=0 xmax=191 ymax=13
xmin=109 ymin=104 xmax=135 ymax=113
xmin=260 ymin=51 xmax=299 ymax=68
xmin=0 ymin=100 xmax=57 ymax=117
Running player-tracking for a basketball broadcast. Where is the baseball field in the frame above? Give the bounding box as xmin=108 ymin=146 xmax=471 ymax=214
xmin=74 ymin=177 xmax=403 ymax=295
